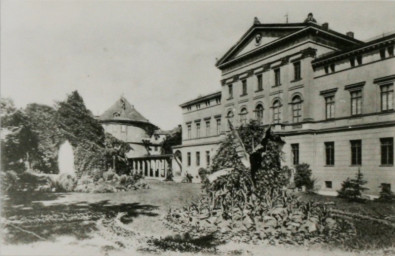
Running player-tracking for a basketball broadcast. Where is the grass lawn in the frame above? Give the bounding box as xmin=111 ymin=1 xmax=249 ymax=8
xmin=297 ymin=192 xmax=395 ymax=251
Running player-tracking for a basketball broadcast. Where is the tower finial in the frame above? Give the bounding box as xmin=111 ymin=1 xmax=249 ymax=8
xmin=304 ymin=12 xmax=317 ymax=23
xmin=254 ymin=17 xmax=261 ymax=25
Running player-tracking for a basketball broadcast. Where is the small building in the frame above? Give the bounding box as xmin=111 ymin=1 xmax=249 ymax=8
xmin=99 ymin=97 xmax=172 ymax=178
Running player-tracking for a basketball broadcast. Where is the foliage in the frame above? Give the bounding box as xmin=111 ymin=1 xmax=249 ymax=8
xmin=104 ymin=133 xmax=132 ymax=175
xmin=376 ymin=184 xmax=395 ymax=202
xmin=337 ymin=169 xmax=369 ymax=202
xmin=182 ymin=173 xmax=193 ymax=183
xmin=294 ymin=163 xmax=314 ymax=191
xmin=161 ymin=126 xmax=182 ymax=155
xmin=52 ymin=173 xmax=77 ymax=192
xmin=1 ymin=98 xmax=39 ymax=173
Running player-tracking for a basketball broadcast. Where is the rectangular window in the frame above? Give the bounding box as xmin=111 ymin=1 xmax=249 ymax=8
xmin=293 ymin=61 xmax=301 ymax=80
xmin=324 ymin=66 xmax=329 ymax=74
xmin=325 ymin=181 xmax=333 ymax=189
xmin=121 ymin=125 xmax=127 ymax=133
xmin=351 ymin=90 xmax=362 ymax=115
xmin=196 ymin=103 xmax=201 ymax=109
xmin=380 ymin=48 xmax=386 ymax=59
xmin=205 ymin=100 xmax=210 ymax=107
xmin=205 ymin=120 xmax=210 ymax=136
xmin=388 ymin=46 xmax=394 ymax=57
xmin=381 ymin=137 xmax=394 ymax=165
xmin=196 ymin=152 xmax=200 ymax=166
xmin=325 ymin=142 xmax=335 ymax=166
xmin=228 ymin=84 xmax=233 ymax=99
xmin=350 ymin=140 xmax=362 ymax=165
xmin=196 ymin=122 xmax=201 ymax=138
xmin=216 ymin=98 xmax=221 ymax=104
xmin=257 ymin=74 xmax=263 ymax=91
xmin=330 ymin=63 xmax=335 ymax=72
xmin=206 ymin=151 xmax=210 ymax=167
xmin=357 ymin=55 xmax=363 ymax=65
xmin=187 ymin=152 xmax=191 ymax=166
xmin=325 ymin=96 xmax=335 ymax=119
xmin=349 ymin=57 xmax=355 ymax=67
xmin=274 ymin=68 xmax=281 ymax=86
xmin=381 ymin=84 xmax=393 ymax=111
xmin=187 ymin=124 xmax=192 ymax=139
xmin=291 ymin=143 xmax=299 ymax=165
xmin=216 ymin=118 xmax=221 ymax=135
xmin=241 ymin=80 xmax=247 ymax=95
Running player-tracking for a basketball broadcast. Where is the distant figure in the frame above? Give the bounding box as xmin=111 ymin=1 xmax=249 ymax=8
xmin=304 ymin=13 xmax=317 ymax=23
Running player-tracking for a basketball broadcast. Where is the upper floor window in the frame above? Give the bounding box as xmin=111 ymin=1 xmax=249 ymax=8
xmin=330 ymin=63 xmax=335 ymax=73
xmin=274 ymin=68 xmax=281 ymax=86
xmin=293 ymin=61 xmax=301 ymax=80
xmin=291 ymin=96 xmax=302 ymax=123
xmin=241 ymin=80 xmax=248 ymax=95
xmin=240 ymin=107 xmax=248 ymax=125
xmin=121 ymin=125 xmax=127 ymax=133
xmin=325 ymin=96 xmax=335 ymax=119
xmin=205 ymin=120 xmax=210 ymax=136
xmin=196 ymin=122 xmax=201 ymax=138
xmin=381 ymin=137 xmax=394 ymax=165
xmin=196 ymin=103 xmax=201 ymax=109
xmin=272 ymin=100 xmax=281 ymax=124
xmin=216 ymin=98 xmax=221 ymax=104
xmin=351 ymin=90 xmax=363 ymax=115
xmin=324 ymin=66 xmax=329 ymax=74
xmin=381 ymin=84 xmax=393 ymax=111
xmin=227 ymin=111 xmax=234 ymax=126
xmin=256 ymin=74 xmax=263 ymax=91
xmin=216 ymin=118 xmax=221 ymax=135
xmin=350 ymin=57 xmax=355 ymax=67
xmin=350 ymin=140 xmax=362 ymax=166
xmin=205 ymin=100 xmax=211 ymax=107
xmin=187 ymin=124 xmax=192 ymax=139
xmin=388 ymin=46 xmax=394 ymax=57
xmin=380 ymin=48 xmax=386 ymax=59
xmin=228 ymin=84 xmax=233 ymax=99
xmin=356 ymin=55 xmax=363 ymax=65
xmin=255 ymin=104 xmax=264 ymax=125
xmin=187 ymin=106 xmax=191 ymax=111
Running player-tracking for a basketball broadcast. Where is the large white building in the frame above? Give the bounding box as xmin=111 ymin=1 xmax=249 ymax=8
xmin=175 ymin=14 xmax=395 ymax=194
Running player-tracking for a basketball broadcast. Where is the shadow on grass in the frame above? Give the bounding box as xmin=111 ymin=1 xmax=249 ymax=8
xmin=2 ymin=192 xmax=159 ymax=244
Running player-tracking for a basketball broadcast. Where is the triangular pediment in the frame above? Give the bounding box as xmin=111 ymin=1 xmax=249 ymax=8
xmin=216 ymin=22 xmax=362 ymax=69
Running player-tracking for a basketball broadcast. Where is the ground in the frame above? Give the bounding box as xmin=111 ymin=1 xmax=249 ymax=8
xmin=1 ymin=180 xmax=393 ymax=256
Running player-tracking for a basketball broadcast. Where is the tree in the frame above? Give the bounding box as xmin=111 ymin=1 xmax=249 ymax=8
xmin=337 ymin=168 xmax=369 ymax=202
xmin=104 ymin=133 xmax=131 ymax=175
xmin=1 ymin=98 xmax=39 ymax=173
xmin=161 ymin=126 xmax=182 ymax=155
xmin=294 ymin=163 xmax=314 ymax=191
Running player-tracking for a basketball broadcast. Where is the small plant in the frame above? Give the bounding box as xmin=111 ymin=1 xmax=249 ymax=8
xmin=294 ymin=163 xmax=314 ymax=192
xmin=337 ymin=168 xmax=369 ymax=202
xmin=376 ymin=184 xmax=395 ymax=202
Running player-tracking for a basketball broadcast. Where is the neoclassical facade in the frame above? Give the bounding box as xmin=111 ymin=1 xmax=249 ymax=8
xmin=179 ymin=14 xmax=395 ymax=194
xmin=99 ymin=97 xmax=171 ymax=179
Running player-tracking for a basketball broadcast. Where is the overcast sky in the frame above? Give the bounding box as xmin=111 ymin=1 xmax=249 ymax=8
xmin=2 ymin=1 xmax=395 ymax=129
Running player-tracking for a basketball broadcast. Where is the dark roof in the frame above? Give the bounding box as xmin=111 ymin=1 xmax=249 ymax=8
xmin=216 ymin=22 xmax=362 ymax=69
xmin=99 ymin=97 xmax=152 ymax=124
xmin=179 ymin=91 xmax=221 ymax=108
xmin=312 ymin=32 xmax=395 ymax=66
xmin=154 ymin=126 xmax=181 ymax=136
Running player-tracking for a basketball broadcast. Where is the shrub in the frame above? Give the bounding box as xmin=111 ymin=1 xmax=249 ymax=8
xmin=182 ymin=172 xmax=193 ymax=183
xmin=53 ymin=173 xmax=77 ymax=192
xmin=294 ymin=163 xmax=314 ymax=191
xmin=103 ymin=169 xmax=116 ymax=181
xmin=0 ymin=170 xmax=19 ymax=192
xmin=198 ymin=168 xmax=208 ymax=182
xmin=337 ymin=168 xmax=369 ymax=202
xmin=90 ymin=168 xmax=104 ymax=182
xmin=376 ymin=184 xmax=395 ymax=202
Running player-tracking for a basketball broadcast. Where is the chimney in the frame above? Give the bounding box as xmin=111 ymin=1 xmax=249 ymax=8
xmin=346 ymin=31 xmax=354 ymax=38
xmin=322 ymin=23 xmax=329 ymax=30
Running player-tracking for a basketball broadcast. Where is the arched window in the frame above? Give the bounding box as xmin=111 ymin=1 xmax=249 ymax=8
xmin=227 ymin=110 xmax=234 ymax=126
xmin=239 ymin=107 xmax=248 ymax=125
xmin=255 ymin=104 xmax=264 ymax=125
xmin=291 ymin=95 xmax=302 ymax=123
xmin=272 ymin=100 xmax=281 ymax=124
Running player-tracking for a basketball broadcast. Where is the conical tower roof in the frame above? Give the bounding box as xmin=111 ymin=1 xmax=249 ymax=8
xmin=99 ymin=97 xmax=151 ymax=124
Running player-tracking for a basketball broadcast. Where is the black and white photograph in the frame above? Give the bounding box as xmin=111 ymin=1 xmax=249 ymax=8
xmin=1 ymin=1 xmax=395 ymax=255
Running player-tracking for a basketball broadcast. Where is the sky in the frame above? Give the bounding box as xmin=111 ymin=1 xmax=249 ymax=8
xmin=2 ymin=1 xmax=395 ymax=129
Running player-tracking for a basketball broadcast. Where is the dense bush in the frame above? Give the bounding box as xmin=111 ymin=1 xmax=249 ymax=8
xmin=294 ymin=163 xmax=314 ymax=191
xmin=337 ymin=169 xmax=369 ymax=202
xmin=376 ymin=184 xmax=395 ymax=202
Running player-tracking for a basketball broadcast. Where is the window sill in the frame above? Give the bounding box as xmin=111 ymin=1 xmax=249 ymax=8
xmin=255 ymin=89 xmax=264 ymax=93
xmin=227 ymin=97 xmax=234 ymax=101
xmin=324 ymin=165 xmax=335 ymax=167
xmin=272 ymin=84 xmax=282 ymax=88
xmin=380 ymin=164 xmax=394 ymax=167
xmin=350 ymin=165 xmax=362 ymax=167
xmin=240 ymin=94 xmax=248 ymax=97
xmin=291 ymin=78 xmax=302 ymax=83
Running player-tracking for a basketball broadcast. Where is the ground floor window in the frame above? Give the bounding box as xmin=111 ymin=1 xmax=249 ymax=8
xmin=291 ymin=143 xmax=299 ymax=165
xmin=196 ymin=152 xmax=200 ymax=166
xmin=325 ymin=181 xmax=333 ymax=189
xmin=350 ymin=140 xmax=362 ymax=165
xmin=187 ymin=152 xmax=191 ymax=166
xmin=381 ymin=137 xmax=394 ymax=165
xmin=206 ymin=151 xmax=210 ymax=167
xmin=325 ymin=142 xmax=335 ymax=166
